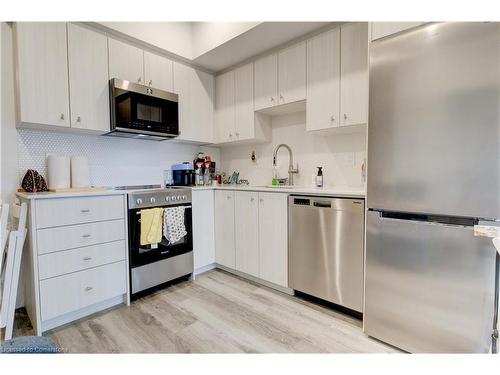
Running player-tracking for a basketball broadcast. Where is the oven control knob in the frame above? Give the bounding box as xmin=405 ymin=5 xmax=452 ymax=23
xmin=177 ymin=195 xmax=182 ymax=201
xmin=182 ymin=195 xmax=187 ymax=200
xmin=150 ymin=197 xmax=156 ymax=204
xmin=165 ymin=196 xmax=170 ymax=202
xmin=136 ymin=198 xmax=143 ymax=205
xmin=171 ymin=196 xmax=177 ymax=201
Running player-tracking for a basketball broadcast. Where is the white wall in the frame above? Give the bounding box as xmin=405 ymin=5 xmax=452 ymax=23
xmin=1 ymin=23 xmax=18 ymax=204
xmin=99 ymin=22 xmax=194 ymax=59
xmin=219 ymin=111 xmax=366 ymax=189
xmin=191 ymin=22 xmax=260 ymax=58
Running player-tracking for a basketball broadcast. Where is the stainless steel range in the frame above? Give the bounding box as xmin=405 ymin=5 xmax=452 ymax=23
xmin=124 ymin=187 xmax=193 ymax=298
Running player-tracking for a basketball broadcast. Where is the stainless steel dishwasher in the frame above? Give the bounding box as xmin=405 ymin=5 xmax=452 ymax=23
xmin=289 ymin=195 xmax=365 ymax=312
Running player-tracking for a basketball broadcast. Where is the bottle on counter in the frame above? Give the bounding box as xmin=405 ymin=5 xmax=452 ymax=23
xmin=316 ymin=167 xmax=323 ymax=188
xmin=195 ymin=161 xmax=204 ymax=186
xmin=272 ymin=166 xmax=279 ymax=186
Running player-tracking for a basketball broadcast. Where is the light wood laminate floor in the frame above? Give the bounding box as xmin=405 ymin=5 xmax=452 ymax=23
xmin=14 ymin=269 xmax=398 ymax=353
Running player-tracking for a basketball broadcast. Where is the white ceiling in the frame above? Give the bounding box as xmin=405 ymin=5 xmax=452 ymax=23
xmin=98 ymin=22 xmax=335 ymax=73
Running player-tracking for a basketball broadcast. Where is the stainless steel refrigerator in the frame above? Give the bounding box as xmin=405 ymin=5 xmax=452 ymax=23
xmin=365 ymin=22 xmax=499 ymax=353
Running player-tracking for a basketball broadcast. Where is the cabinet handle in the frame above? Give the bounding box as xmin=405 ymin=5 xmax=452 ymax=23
xmin=59 ymin=113 xmax=65 ymax=120
xmin=330 ymin=116 xmax=335 ymax=122
xmin=270 ymin=97 xmax=275 ymax=102
xmin=138 ymin=77 xmax=142 ymax=83
xmin=82 ymin=234 xmax=91 ymax=238
xmin=80 ymin=209 xmax=90 ymax=213
xmin=344 ymin=113 xmax=348 ymax=120
xmin=148 ymin=80 xmax=153 ymax=86
xmin=229 ymin=133 xmax=233 ymax=137
xmin=84 ymin=286 xmax=93 ymax=292
xmin=260 ymin=198 xmax=264 ymax=203
xmin=76 ymin=116 xmax=81 ymax=122
xmin=227 ymin=196 xmax=231 ymax=200
xmin=280 ymin=94 xmax=284 ymax=101
xmin=235 ymin=132 xmax=239 ymax=137
xmin=83 ymin=257 xmax=92 ymax=261
xmin=250 ymin=197 xmax=255 ymax=202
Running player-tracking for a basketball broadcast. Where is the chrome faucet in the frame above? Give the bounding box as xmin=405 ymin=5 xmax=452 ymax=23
xmin=272 ymin=144 xmax=299 ymax=186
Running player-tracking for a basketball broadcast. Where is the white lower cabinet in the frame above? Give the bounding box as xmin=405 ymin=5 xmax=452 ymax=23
xmin=258 ymin=193 xmax=288 ymax=287
xmin=214 ymin=190 xmax=236 ymax=268
xmin=192 ymin=190 xmax=216 ymax=271
xmin=234 ymin=191 xmax=259 ymax=277
xmin=215 ymin=190 xmax=288 ymax=288
xmin=18 ymin=193 xmax=129 ymax=335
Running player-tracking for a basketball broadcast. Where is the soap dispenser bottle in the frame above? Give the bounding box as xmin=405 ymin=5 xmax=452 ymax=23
xmin=316 ymin=167 xmax=323 ymax=188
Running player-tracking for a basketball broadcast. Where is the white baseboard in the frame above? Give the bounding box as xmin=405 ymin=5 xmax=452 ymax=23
xmin=194 ymin=263 xmax=217 ymax=276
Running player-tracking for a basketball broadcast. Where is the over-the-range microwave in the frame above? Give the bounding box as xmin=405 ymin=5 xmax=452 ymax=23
xmin=106 ymin=78 xmax=179 ymax=141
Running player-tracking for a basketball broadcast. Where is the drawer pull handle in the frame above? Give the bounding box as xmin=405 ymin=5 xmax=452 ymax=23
xmin=83 ymin=257 xmax=92 ymax=261
xmin=82 ymin=234 xmax=91 ymax=238
xmin=80 ymin=209 xmax=90 ymax=213
xmin=84 ymin=286 xmax=93 ymax=292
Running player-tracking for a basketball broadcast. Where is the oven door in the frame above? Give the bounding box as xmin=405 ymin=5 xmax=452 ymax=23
xmin=128 ymin=204 xmax=192 ymax=268
xmin=110 ymin=78 xmax=179 ymax=138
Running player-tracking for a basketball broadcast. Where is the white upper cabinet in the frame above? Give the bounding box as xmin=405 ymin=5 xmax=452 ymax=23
xmin=234 ymin=191 xmax=259 ymax=277
xmin=67 ymin=24 xmax=110 ymax=132
xmin=371 ymin=22 xmax=425 ymax=41
xmin=278 ymin=42 xmax=306 ymax=105
xmin=108 ymin=38 xmax=144 ymax=84
xmin=254 ymin=53 xmax=278 ymax=111
xmin=173 ymin=62 xmax=214 ymax=143
xmin=214 ymin=70 xmax=235 ymax=143
xmin=16 ymin=22 xmax=70 ymax=128
xmin=258 ymin=192 xmax=288 ymax=287
xmin=234 ymin=63 xmax=255 ymax=140
xmin=143 ymin=51 xmax=173 ymax=92
xmin=340 ymin=22 xmax=369 ymax=127
xmin=214 ymin=190 xmax=235 ymax=268
xmin=306 ymin=28 xmax=341 ymax=132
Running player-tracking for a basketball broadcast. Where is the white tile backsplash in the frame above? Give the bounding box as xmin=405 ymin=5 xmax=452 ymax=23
xmin=219 ymin=111 xmax=367 ymax=189
xmin=17 ymin=129 xmax=220 ymax=187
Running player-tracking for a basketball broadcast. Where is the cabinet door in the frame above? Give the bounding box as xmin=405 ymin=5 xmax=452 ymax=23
xmin=108 ymin=38 xmax=144 ymax=84
xmin=144 ymin=51 xmax=173 ymax=92
xmin=371 ymin=22 xmax=424 ymax=41
xmin=340 ymin=23 xmax=369 ymax=127
xmin=174 ymin=62 xmax=215 ymax=143
xmin=278 ymin=42 xmax=306 ymax=105
xmin=234 ymin=63 xmax=254 ymax=140
xmin=214 ymin=70 xmax=235 ymax=143
xmin=306 ymin=28 xmax=341 ymax=131
xmin=234 ymin=191 xmax=259 ymax=277
xmin=67 ymin=23 xmax=109 ymax=132
xmin=254 ymin=53 xmax=278 ymax=111
xmin=214 ymin=190 xmax=235 ymax=268
xmin=192 ymin=190 xmax=215 ymax=271
xmin=16 ymin=22 xmax=70 ymax=127
xmin=258 ymin=193 xmax=288 ymax=287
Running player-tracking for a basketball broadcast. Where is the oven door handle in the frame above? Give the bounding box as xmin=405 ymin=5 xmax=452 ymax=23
xmin=134 ymin=205 xmax=192 ymax=214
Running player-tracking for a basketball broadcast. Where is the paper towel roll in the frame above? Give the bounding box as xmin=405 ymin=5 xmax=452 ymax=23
xmin=47 ymin=155 xmax=70 ymax=189
xmin=71 ymin=156 xmax=90 ymax=188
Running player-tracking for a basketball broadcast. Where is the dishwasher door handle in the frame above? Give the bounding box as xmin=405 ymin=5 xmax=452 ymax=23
xmin=313 ymin=201 xmax=332 ymax=208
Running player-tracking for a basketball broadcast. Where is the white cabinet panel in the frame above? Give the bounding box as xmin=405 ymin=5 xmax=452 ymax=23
xmin=108 ymin=38 xmax=144 ymax=84
xmin=215 ymin=190 xmax=235 ymax=268
xmin=258 ymin=193 xmax=288 ymax=287
xmin=214 ymin=70 xmax=235 ymax=143
xmin=173 ymin=62 xmax=214 ymax=143
xmin=40 ymin=261 xmax=126 ymax=321
xmin=340 ymin=23 xmax=369 ymax=127
xmin=192 ymin=190 xmax=216 ymax=271
xmin=306 ymin=28 xmax=341 ymax=131
xmin=371 ymin=22 xmax=425 ymax=41
xmin=35 ymin=195 xmax=125 ymax=229
xmin=38 ymin=240 xmax=126 ymax=280
xmin=144 ymin=51 xmax=173 ymax=92
xmin=67 ymin=23 xmax=110 ymax=132
xmin=254 ymin=53 xmax=278 ymax=111
xmin=15 ymin=22 xmax=70 ymax=128
xmin=278 ymin=42 xmax=306 ymax=105
xmin=234 ymin=63 xmax=255 ymax=141
xmin=37 ymin=219 xmax=125 ymax=255
xmin=234 ymin=191 xmax=259 ymax=277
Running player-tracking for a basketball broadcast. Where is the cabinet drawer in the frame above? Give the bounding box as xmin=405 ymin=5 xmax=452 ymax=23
xmin=40 ymin=261 xmax=126 ymax=321
xmin=35 ymin=195 xmax=125 ymax=228
xmin=37 ymin=219 xmax=125 ymax=255
xmin=38 ymin=240 xmax=126 ymax=280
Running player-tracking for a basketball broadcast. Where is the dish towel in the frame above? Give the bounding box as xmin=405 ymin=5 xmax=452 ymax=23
xmin=163 ymin=206 xmax=187 ymax=245
xmin=140 ymin=208 xmax=164 ymax=246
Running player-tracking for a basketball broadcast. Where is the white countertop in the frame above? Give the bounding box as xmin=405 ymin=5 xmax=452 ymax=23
xmin=16 ymin=189 xmax=127 ymax=200
xmin=188 ymin=185 xmax=366 ymax=198
xmin=17 ymin=185 xmax=365 ymax=200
